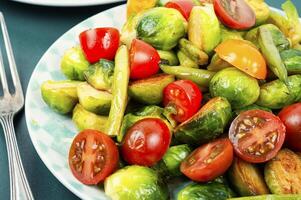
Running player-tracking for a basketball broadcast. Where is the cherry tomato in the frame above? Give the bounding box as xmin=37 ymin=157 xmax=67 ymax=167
xmin=165 ymin=0 xmax=195 ymax=20
xmin=79 ymin=28 xmax=120 ymax=63
xmin=68 ymin=129 xmax=119 ymax=185
xmin=215 ymin=39 xmax=267 ymax=79
xmin=181 ymin=138 xmax=233 ymax=182
xmin=163 ymin=80 xmax=202 ymax=123
xmin=229 ymin=110 xmax=286 ymax=163
xmin=121 ymin=118 xmax=171 ymax=166
xmin=278 ymin=103 xmax=301 ymax=152
xmin=130 ymin=39 xmax=160 ymax=80
xmin=213 ymin=0 xmax=256 ymax=30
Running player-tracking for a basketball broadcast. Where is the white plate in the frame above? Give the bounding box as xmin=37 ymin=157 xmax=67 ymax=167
xmin=12 ymin=0 xmax=125 ymax=7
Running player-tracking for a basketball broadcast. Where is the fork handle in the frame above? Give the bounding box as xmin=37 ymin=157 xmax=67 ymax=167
xmin=0 ymin=114 xmax=34 ymax=200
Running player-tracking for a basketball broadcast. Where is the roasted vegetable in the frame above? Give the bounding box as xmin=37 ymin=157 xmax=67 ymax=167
xmin=157 ymin=50 xmax=179 ymax=66
xmin=177 ymin=182 xmax=234 ymax=200
xmin=264 ymin=149 xmax=301 ymax=195
xmin=72 ymin=104 xmax=107 ymax=132
xmin=84 ymin=59 xmax=114 ymax=91
xmin=228 ymin=157 xmax=269 ymax=196
xmin=126 ymin=0 xmax=156 ymax=18
xmin=60 ymin=46 xmax=90 ymax=81
xmin=41 ymin=80 xmax=80 ymax=114
xmin=233 ymin=104 xmax=272 ymax=117
xmin=281 ymin=49 xmax=301 ymax=74
xmin=128 ymin=74 xmax=175 ymax=105
xmin=220 ymin=25 xmax=245 ymax=42
xmin=245 ymin=0 xmax=270 ymax=26
xmin=175 ymin=97 xmax=232 ymax=145
xmin=207 ymin=53 xmax=232 ymax=72
xmin=256 ymin=75 xmax=301 ymax=109
xmin=177 ymin=50 xmax=199 ymax=68
xmin=209 ymin=67 xmax=260 ymax=109
xmin=229 ymin=194 xmax=301 ymax=200
xmin=136 ymin=7 xmax=187 ymax=50
xmin=104 ymin=165 xmax=169 ymax=200
xmin=188 ymin=4 xmax=221 ymax=54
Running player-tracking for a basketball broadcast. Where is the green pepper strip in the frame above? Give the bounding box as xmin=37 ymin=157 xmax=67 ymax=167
xmin=258 ymin=27 xmax=288 ymax=83
xmin=106 ymin=45 xmax=130 ymax=136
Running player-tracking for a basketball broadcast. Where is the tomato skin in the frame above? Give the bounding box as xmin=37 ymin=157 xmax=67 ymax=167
xmin=165 ymin=0 xmax=195 ymax=20
xmin=68 ymin=129 xmax=119 ymax=185
xmin=163 ymin=80 xmax=202 ymax=123
xmin=215 ymin=39 xmax=267 ymax=79
xmin=181 ymin=138 xmax=233 ymax=182
xmin=229 ymin=110 xmax=286 ymax=163
xmin=279 ymin=103 xmax=301 ymax=152
xmin=79 ymin=28 xmax=120 ymax=63
xmin=213 ymin=0 xmax=255 ymax=30
xmin=121 ymin=118 xmax=171 ymax=166
xmin=130 ymin=39 xmax=160 ymax=80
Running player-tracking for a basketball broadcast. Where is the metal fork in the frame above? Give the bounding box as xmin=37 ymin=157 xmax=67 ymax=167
xmin=0 ymin=12 xmax=34 ymax=200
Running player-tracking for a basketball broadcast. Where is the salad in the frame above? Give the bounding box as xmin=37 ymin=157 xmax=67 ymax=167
xmin=40 ymin=0 xmax=301 ymax=199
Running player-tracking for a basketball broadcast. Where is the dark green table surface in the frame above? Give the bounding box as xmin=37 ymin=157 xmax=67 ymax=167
xmin=0 ymin=0 xmax=300 ymax=199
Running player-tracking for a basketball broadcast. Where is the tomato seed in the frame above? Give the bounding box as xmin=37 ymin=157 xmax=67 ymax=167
xmin=243 ymin=119 xmax=253 ymax=126
xmin=271 ymin=134 xmax=277 ymax=143
xmin=266 ymin=142 xmax=275 ymax=150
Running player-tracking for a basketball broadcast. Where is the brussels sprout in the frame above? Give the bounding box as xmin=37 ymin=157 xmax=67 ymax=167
xmin=177 ymin=50 xmax=198 ymax=68
xmin=84 ymin=59 xmax=114 ymax=91
xmin=175 ymin=97 xmax=232 ymax=145
xmin=245 ymin=24 xmax=290 ymax=52
xmin=153 ymin=144 xmax=192 ymax=177
xmin=72 ymin=104 xmax=107 ymax=132
xmin=228 ymin=194 xmax=301 ymax=200
xmin=41 ymin=80 xmax=80 ymax=114
xmin=157 ymin=50 xmax=179 ymax=66
xmin=128 ymin=74 xmax=175 ymax=105
xmin=77 ymin=82 xmax=112 ymax=115
xmin=60 ymin=46 xmax=90 ymax=81
xmin=245 ymin=0 xmax=270 ymax=26
xmin=281 ymin=49 xmax=301 ymax=74
xmin=221 ymin=25 xmax=245 ymax=42
xmin=104 ymin=165 xmax=169 ymax=200
xmin=207 ymin=53 xmax=232 ymax=72
xmin=188 ymin=4 xmax=221 ymax=54
xmin=264 ymin=149 xmax=301 ymax=195
xmin=233 ymin=104 xmax=272 ymax=117
xmin=177 ymin=182 xmax=234 ymax=200
xmin=256 ymin=75 xmax=301 ymax=109
xmin=136 ymin=7 xmax=187 ymax=50
xmin=209 ymin=67 xmax=260 ymax=109
xmin=228 ymin=157 xmax=269 ymax=196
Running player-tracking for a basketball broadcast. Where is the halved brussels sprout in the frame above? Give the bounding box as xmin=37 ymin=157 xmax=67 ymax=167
xmin=175 ymin=97 xmax=232 ymax=145
xmin=209 ymin=67 xmax=260 ymax=109
xmin=228 ymin=157 xmax=269 ymax=196
xmin=72 ymin=104 xmax=107 ymax=132
xmin=84 ymin=59 xmax=114 ymax=91
xmin=264 ymin=149 xmax=301 ymax=194
xmin=157 ymin=50 xmax=179 ymax=66
xmin=188 ymin=4 xmax=221 ymax=54
xmin=177 ymin=50 xmax=198 ymax=68
xmin=221 ymin=25 xmax=245 ymax=42
xmin=77 ymin=82 xmax=112 ymax=115
xmin=104 ymin=165 xmax=169 ymax=200
xmin=245 ymin=0 xmax=270 ymax=26
xmin=281 ymin=49 xmax=301 ymax=74
xmin=41 ymin=80 xmax=80 ymax=114
xmin=177 ymin=182 xmax=235 ymax=200
xmin=136 ymin=7 xmax=187 ymax=50
xmin=128 ymin=74 xmax=175 ymax=105
xmin=60 ymin=46 xmax=90 ymax=81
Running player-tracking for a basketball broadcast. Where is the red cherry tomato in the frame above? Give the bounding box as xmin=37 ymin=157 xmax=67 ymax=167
xmin=213 ymin=0 xmax=256 ymax=30
xmin=129 ymin=39 xmax=160 ymax=80
xmin=121 ymin=118 xmax=171 ymax=166
xmin=68 ymin=129 xmax=119 ymax=185
xmin=165 ymin=0 xmax=195 ymax=20
xmin=278 ymin=103 xmax=301 ymax=152
xmin=229 ymin=110 xmax=286 ymax=163
xmin=163 ymin=80 xmax=202 ymax=123
xmin=79 ymin=27 xmax=120 ymax=63
xmin=180 ymin=138 xmax=233 ymax=182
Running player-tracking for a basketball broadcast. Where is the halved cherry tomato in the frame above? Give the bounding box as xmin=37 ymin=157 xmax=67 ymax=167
xmin=215 ymin=39 xmax=267 ymax=79
xmin=79 ymin=28 xmax=120 ymax=63
xmin=68 ymin=129 xmax=119 ymax=185
xmin=279 ymin=103 xmax=301 ymax=152
xmin=213 ymin=0 xmax=255 ymax=30
xmin=165 ymin=0 xmax=195 ymax=20
xmin=121 ymin=118 xmax=171 ymax=166
xmin=130 ymin=39 xmax=160 ymax=80
xmin=163 ymin=80 xmax=202 ymax=123
xmin=181 ymin=138 xmax=233 ymax=182
xmin=229 ymin=110 xmax=286 ymax=163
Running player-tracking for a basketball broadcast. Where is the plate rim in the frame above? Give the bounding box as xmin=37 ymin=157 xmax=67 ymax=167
xmin=12 ymin=0 xmax=125 ymax=7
